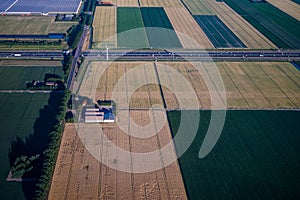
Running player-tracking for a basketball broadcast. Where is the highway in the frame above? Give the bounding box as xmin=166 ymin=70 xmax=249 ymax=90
xmin=1 ymin=49 xmax=300 ymax=61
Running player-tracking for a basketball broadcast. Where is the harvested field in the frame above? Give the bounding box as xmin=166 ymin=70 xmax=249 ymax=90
xmin=49 ymin=116 xmax=187 ymax=199
xmin=159 ymin=62 xmax=300 ymax=109
xmin=164 ymin=7 xmax=213 ymax=49
xmin=193 ymin=15 xmax=246 ymax=48
xmin=117 ymin=7 xmax=148 ymax=48
xmin=117 ymin=0 xmax=139 ymax=7
xmin=77 ymin=62 xmax=164 ymax=108
xmin=223 ymin=0 xmax=300 ymax=48
xmin=141 ymin=7 xmax=182 ymax=48
xmin=92 ymin=7 xmax=116 ymax=48
xmin=0 ymin=16 xmax=75 ymax=34
xmin=139 ymin=0 xmax=182 ymax=7
xmin=182 ymin=0 xmax=276 ymax=49
xmin=267 ymin=0 xmax=300 ymax=21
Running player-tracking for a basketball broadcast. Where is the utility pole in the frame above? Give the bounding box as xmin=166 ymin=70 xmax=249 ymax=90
xmin=106 ymin=45 xmax=109 ymax=60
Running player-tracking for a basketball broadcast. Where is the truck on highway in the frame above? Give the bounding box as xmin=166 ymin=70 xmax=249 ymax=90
xmin=13 ymin=54 xmax=22 ymax=57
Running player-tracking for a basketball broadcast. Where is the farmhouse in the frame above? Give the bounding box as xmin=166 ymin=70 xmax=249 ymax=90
xmin=84 ymin=106 xmax=115 ymax=123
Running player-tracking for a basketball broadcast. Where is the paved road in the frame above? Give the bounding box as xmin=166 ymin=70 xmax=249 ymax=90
xmin=1 ymin=49 xmax=300 ymax=61
xmin=66 ymin=25 xmax=89 ymax=90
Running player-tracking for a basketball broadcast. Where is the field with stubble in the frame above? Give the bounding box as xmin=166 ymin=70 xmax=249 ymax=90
xmin=48 ymin=117 xmax=187 ymax=199
xmin=140 ymin=0 xmax=182 ymax=7
xmin=164 ymin=7 xmax=213 ymax=49
xmin=92 ymin=7 xmax=116 ymax=48
xmin=159 ymin=62 xmax=300 ymax=109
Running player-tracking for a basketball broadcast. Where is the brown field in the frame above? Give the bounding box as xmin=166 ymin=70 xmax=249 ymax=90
xmin=0 ymin=16 xmax=75 ymax=34
xmin=267 ymin=0 xmax=300 ymax=21
xmin=165 ymin=7 xmax=213 ymax=49
xmin=117 ymin=0 xmax=139 ymax=7
xmin=0 ymin=59 xmax=61 ymax=66
xmin=182 ymin=0 xmax=276 ymax=49
xmin=77 ymin=62 xmax=164 ymax=108
xmin=92 ymin=7 xmax=117 ymax=48
xmin=140 ymin=0 xmax=183 ymax=7
xmin=161 ymin=62 xmax=300 ymax=109
xmin=49 ymin=115 xmax=187 ymax=199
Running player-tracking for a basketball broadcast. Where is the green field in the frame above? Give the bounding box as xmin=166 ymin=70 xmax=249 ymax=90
xmin=116 ymin=7 xmax=182 ymax=49
xmin=193 ymin=15 xmax=246 ymax=48
xmin=169 ymin=110 xmax=300 ymax=199
xmin=0 ymin=92 xmax=64 ymax=200
xmin=0 ymin=65 xmax=64 ymax=199
xmin=117 ymin=7 xmax=149 ymax=48
xmin=0 ymin=66 xmax=63 ymax=90
xmin=223 ymin=0 xmax=300 ymax=49
xmin=141 ymin=7 xmax=182 ymax=49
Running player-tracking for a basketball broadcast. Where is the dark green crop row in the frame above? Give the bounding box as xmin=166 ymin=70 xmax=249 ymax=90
xmin=223 ymin=0 xmax=300 ymax=49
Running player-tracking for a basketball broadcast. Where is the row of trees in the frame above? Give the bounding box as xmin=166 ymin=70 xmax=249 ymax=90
xmin=34 ymin=90 xmax=72 ymax=199
xmin=67 ymin=0 xmax=96 ymax=48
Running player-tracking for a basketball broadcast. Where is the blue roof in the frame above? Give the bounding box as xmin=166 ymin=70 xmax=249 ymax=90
xmin=1 ymin=0 xmax=81 ymax=13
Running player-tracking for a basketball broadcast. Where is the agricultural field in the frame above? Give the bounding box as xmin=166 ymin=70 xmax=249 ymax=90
xmin=292 ymin=0 xmax=300 ymax=5
xmin=117 ymin=7 xmax=148 ymax=48
xmin=0 ymin=65 xmax=63 ymax=90
xmin=115 ymin=7 xmax=182 ymax=49
xmin=49 ymin=120 xmax=187 ymax=199
xmin=182 ymin=0 xmax=276 ymax=49
xmin=116 ymin=0 xmax=139 ymax=7
xmin=169 ymin=110 xmax=300 ymax=199
xmin=76 ymin=62 xmax=163 ymax=108
xmin=0 ymin=93 xmax=59 ymax=200
xmin=223 ymin=0 xmax=300 ymax=48
xmin=193 ymin=15 xmax=246 ymax=48
xmin=0 ymin=63 xmax=64 ymax=199
xmin=141 ymin=7 xmax=182 ymax=49
xmin=164 ymin=7 xmax=213 ymax=49
xmin=159 ymin=62 xmax=300 ymax=109
xmin=139 ymin=0 xmax=183 ymax=7
xmin=92 ymin=6 xmax=116 ymax=48
xmin=0 ymin=16 xmax=75 ymax=35
xmin=267 ymin=0 xmax=300 ymax=21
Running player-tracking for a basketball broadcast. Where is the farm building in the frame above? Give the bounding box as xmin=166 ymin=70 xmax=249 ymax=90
xmin=84 ymin=106 xmax=115 ymax=123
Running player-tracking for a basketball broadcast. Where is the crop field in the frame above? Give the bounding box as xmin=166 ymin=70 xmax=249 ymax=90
xmin=139 ymin=0 xmax=183 ymax=7
xmin=49 ymin=118 xmax=187 ymax=199
xmin=292 ymin=0 xmax=300 ymax=5
xmin=0 ymin=65 xmax=63 ymax=90
xmin=93 ymin=7 xmax=116 ymax=48
xmin=159 ymin=62 xmax=300 ymax=109
xmin=164 ymin=7 xmax=213 ymax=49
xmin=76 ymin=62 xmax=164 ymax=108
xmin=182 ymin=0 xmax=276 ymax=49
xmin=223 ymin=0 xmax=300 ymax=49
xmin=117 ymin=7 xmax=149 ymax=48
xmin=193 ymin=15 xmax=246 ymax=48
xmin=117 ymin=0 xmax=139 ymax=7
xmin=0 ymin=63 xmax=64 ymax=199
xmin=141 ymin=7 xmax=182 ymax=49
xmin=0 ymin=16 xmax=75 ymax=35
xmin=267 ymin=0 xmax=300 ymax=21
xmin=0 ymin=93 xmax=59 ymax=200
xmin=169 ymin=110 xmax=300 ymax=199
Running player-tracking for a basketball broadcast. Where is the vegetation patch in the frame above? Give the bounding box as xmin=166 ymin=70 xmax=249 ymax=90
xmin=169 ymin=110 xmax=300 ymax=200
xmin=141 ymin=7 xmax=182 ymax=49
xmin=223 ymin=0 xmax=300 ymax=48
xmin=117 ymin=7 xmax=149 ymax=48
xmin=193 ymin=15 xmax=246 ymax=48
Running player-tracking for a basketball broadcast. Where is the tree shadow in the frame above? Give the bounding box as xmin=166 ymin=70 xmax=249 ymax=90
xmin=8 ymin=90 xmax=64 ymax=199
